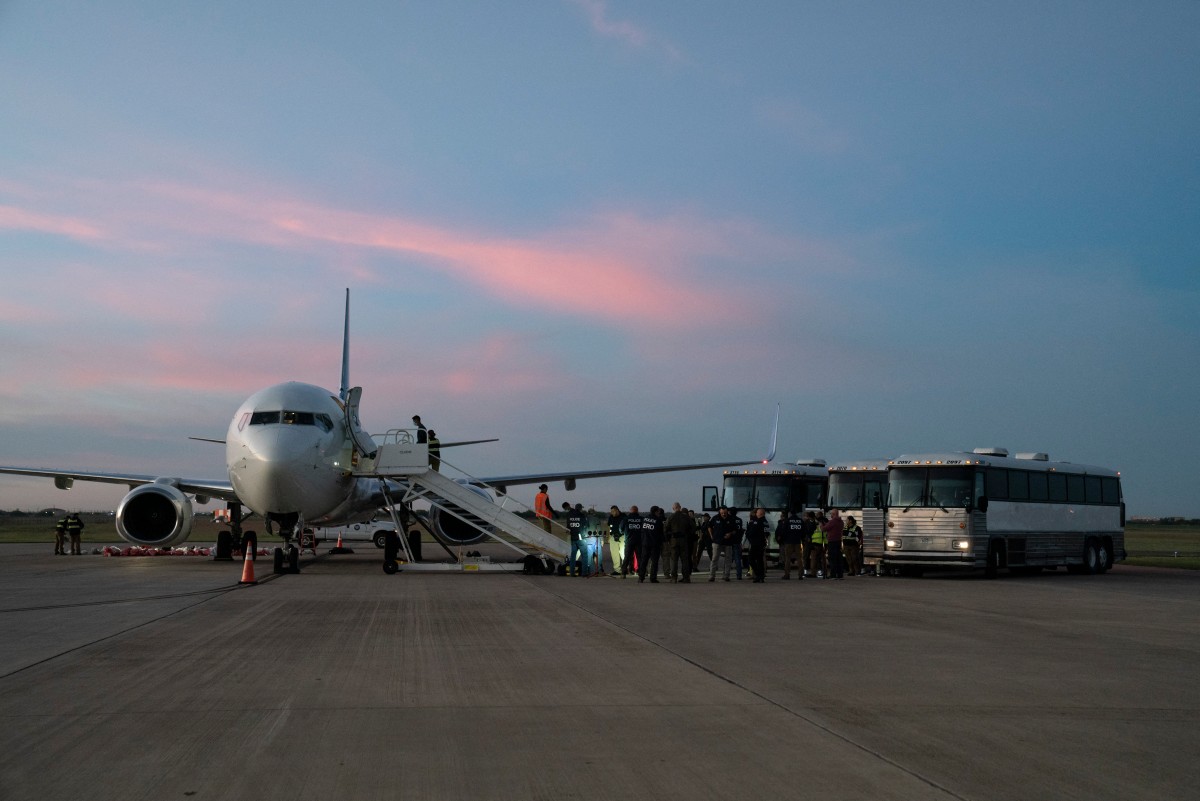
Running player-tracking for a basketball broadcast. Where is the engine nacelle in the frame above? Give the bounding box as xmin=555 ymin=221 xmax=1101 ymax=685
xmin=428 ymin=481 xmax=492 ymax=546
xmin=116 ymin=482 xmax=193 ymax=548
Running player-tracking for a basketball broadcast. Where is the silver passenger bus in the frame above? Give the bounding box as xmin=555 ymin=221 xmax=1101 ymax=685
xmin=881 ymin=448 xmax=1125 ymax=576
xmin=827 ymin=461 xmax=889 ymax=572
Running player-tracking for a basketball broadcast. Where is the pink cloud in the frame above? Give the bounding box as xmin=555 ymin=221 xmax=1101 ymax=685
xmin=569 ymin=0 xmax=684 ymax=62
xmin=101 ymin=181 xmax=764 ymax=327
xmin=0 ymin=204 xmax=106 ymax=241
xmin=571 ymin=0 xmax=650 ymax=48
xmin=3 ymin=175 xmax=846 ymax=339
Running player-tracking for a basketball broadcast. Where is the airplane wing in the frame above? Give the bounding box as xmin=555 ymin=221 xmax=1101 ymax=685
xmin=0 ymin=466 xmax=237 ymax=504
xmin=481 ymin=404 xmax=780 ymax=492
xmin=480 ymin=458 xmax=770 ymax=492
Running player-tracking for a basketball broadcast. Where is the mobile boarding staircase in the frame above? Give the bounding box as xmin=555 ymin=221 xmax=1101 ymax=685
xmin=356 ymin=429 xmax=568 ymax=573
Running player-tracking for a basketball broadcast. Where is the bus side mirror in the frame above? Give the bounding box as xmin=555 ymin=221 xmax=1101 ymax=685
xmin=702 ymin=486 xmax=718 ymax=512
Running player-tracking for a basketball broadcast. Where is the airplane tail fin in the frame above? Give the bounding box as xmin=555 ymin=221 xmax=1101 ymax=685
xmin=764 ymin=404 xmax=779 ymax=464
xmin=339 ymin=288 xmax=350 ymax=402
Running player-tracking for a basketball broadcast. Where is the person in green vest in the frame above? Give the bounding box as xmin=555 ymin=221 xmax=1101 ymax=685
xmin=808 ymin=512 xmax=827 ymax=578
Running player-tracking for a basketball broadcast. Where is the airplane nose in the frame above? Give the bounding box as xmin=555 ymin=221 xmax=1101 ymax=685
xmin=231 ymin=427 xmax=325 ymax=515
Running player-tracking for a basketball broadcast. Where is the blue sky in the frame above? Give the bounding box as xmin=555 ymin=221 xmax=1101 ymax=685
xmin=1 ymin=1 xmax=1197 ymax=516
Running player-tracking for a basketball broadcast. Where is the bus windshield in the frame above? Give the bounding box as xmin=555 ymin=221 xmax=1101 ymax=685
xmin=722 ymin=477 xmax=756 ymax=510
xmin=829 ymin=473 xmax=886 ymax=509
xmin=829 ymin=474 xmax=863 ymax=507
xmin=721 ymin=475 xmax=824 ymax=513
xmin=887 ymin=467 xmax=973 ymax=509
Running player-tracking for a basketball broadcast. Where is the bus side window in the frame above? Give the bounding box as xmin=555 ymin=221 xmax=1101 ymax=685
xmin=1008 ymin=471 xmax=1029 ymax=501
xmin=1048 ymin=473 xmax=1067 ymax=502
xmin=1067 ymin=475 xmax=1086 ymax=504
xmin=1029 ymin=472 xmax=1049 ymax=502
xmin=1085 ymin=476 xmax=1103 ymax=504
xmin=987 ymin=468 xmax=1009 ymax=500
xmin=1101 ymin=477 xmax=1121 ymax=505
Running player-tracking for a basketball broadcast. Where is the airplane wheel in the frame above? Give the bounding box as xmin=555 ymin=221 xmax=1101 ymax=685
xmin=383 ymin=559 xmax=399 ymax=575
xmin=288 ymin=545 xmax=300 ymax=573
xmin=273 ymin=547 xmax=285 ymax=575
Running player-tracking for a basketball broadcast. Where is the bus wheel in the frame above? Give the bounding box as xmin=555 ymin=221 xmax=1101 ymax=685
xmin=1096 ymin=540 xmax=1111 ymax=574
xmin=1083 ymin=539 xmax=1101 ymax=575
xmin=985 ymin=542 xmax=1002 ymax=579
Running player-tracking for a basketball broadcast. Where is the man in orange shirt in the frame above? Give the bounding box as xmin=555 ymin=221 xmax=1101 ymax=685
xmin=534 ymin=484 xmax=554 ymax=534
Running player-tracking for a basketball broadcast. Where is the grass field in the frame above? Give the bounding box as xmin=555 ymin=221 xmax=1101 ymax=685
xmin=1122 ymin=523 xmax=1200 ymax=569
xmin=1 ymin=514 xmax=1196 ymax=568
xmin=0 ymin=513 xmax=286 ymax=546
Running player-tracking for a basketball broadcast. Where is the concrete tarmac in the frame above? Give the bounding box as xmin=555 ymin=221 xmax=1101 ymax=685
xmin=0 ymin=544 xmax=1197 ymax=800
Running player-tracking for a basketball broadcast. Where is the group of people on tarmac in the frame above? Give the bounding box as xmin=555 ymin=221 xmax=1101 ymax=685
xmin=53 ymin=513 xmax=85 ymax=555
xmin=554 ymin=501 xmax=868 ymax=582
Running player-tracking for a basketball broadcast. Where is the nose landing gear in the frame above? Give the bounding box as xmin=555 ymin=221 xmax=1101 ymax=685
xmin=273 ymin=544 xmax=300 ymax=574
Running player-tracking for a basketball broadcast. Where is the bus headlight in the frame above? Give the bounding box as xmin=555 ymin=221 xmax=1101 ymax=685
xmin=953 ymin=539 xmax=971 ymax=551
xmin=886 ymin=538 xmax=902 ymax=549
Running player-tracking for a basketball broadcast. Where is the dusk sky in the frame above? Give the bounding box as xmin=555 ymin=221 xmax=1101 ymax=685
xmin=2 ymin=2 xmax=1197 ymax=518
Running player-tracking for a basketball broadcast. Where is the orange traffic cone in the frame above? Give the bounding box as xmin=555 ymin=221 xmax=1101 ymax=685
xmin=336 ymin=533 xmax=344 ymax=549
xmin=238 ymin=545 xmax=257 ymax=585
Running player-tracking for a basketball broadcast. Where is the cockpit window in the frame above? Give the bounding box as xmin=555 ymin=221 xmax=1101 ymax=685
xmin=249 ymin=410 xmax=334 ymax=431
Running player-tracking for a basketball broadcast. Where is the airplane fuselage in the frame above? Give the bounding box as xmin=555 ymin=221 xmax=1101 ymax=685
xmin=225 ymin=381 xmax=372 ymax=526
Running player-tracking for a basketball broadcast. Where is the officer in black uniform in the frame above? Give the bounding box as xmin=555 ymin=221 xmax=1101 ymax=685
xmin=843 ymin=514 xmax=864 ymax=576
xmin=566 ymin=503 xmax=589 ymax=575
xmin=65 ymin=513 xmax=84 ymax=555
xmin=427 ymin=430 xmax=441 ymax=471
xmin=622 ymin=505 xmax=643 ymax=577
xmin=781 ymin=509 xmax=806 ymax=579
xmin=746 ymin=508 xmax=770 ymax=582
xmin=638 ymin=506 xmax=664 ymax=583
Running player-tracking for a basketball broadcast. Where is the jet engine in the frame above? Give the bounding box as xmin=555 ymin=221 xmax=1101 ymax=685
xmin=428 ymin=481 xmax=492 ymax=546
xmin=116 ymin=481 xmax=194 ymax=548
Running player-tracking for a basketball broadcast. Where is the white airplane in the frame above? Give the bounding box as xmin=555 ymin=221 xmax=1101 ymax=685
xmin=0 ymin=290 xmax=777 ymax=571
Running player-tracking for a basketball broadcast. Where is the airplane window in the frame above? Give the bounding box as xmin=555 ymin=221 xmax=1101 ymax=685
xmin=249 ymin=411 xmax=281 ymax=425
xmin=282 ymin=411 xmax=315 ymax=426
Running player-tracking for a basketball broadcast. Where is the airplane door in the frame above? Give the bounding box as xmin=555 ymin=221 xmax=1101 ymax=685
xmin=342 ymin=386 xmax=377 ymax=458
